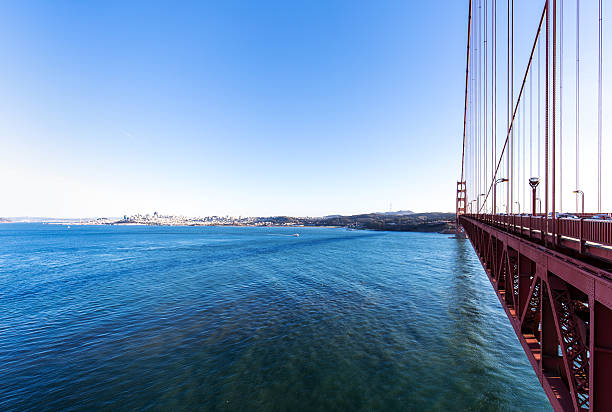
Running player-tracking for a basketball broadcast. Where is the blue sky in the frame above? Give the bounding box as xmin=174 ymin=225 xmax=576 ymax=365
xmin=0 ymin=1 xmax=607 ymax=217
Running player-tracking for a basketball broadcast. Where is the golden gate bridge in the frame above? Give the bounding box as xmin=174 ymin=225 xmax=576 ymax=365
xmin=456 ymin=1 xmax=610 ymax=411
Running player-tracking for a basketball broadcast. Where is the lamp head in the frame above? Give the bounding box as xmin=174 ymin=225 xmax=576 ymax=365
xmin=529 ymin=177 xmax=540 ymax=189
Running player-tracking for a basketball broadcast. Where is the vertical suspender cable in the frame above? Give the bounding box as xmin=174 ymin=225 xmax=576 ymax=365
xmin=576 ymin=0 xmax=580 ymax=213
xmin=473 ymin=4 xmax=476 ymax=206
xmin=485 ymin=0 xmax=488 ymax=211
xmin=511 ymin=0 xmax=514 ymax=215
xmin=508 ymin=0 xmax=514 ymax=213
xmin=507 ymin=0 xmax=510 ymax=214
xmin=475 ymin=2 xmax=478 ymax=206
xmin=523 ymin=88 xmax=526 ymax=207
xmin=470 ymin=23 xmax=473 ymax=205
xmin=517 ymin=102 xmax=520 ymax=210
xmin=480 ymin=0 xmax=483 ymax=206
xmin=479 ymin=0 xmax=482 ymax=206
xmin=520 ymin=103 xmax=523 ymax=208
xmin=477 ymin=1 xmax=481 ymax=206
xmin=494 ymin=0 xmax=497 ymax=212
xmin=473 ymin=2 xmax=476 ymax=204
xmin=539 ymin=39 xmax=541 ymax=183
xmin=474 ymin=4 xmax=477 ymax=206
xmin=560 ymin=0 xmax=563 ymax=212
xmin=530 ymin=63 xmax=533 ymax=179
xmin=492 ymin=0 xmax=497 ymax=213
xmin=598 ymin=0 xmax=602 ymax=212
xmin=546 ymin=0 xmax=550 ymax=241
xmin=553 ymin=0 xmax=557 ymax=239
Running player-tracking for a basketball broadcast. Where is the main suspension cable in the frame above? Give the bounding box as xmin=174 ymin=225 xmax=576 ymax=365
xmin=459 ymin=0 xmax=473 ymax=189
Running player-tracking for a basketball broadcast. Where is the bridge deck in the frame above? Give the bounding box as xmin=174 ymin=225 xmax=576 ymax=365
xmin=465 ymin=214 xmax=612 ymax=267
xmin=460 ymin=215 xmax=612 ymax=412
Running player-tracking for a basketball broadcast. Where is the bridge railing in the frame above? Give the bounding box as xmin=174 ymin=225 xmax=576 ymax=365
xmin=462 ymin=213 xmax=612 ymax=263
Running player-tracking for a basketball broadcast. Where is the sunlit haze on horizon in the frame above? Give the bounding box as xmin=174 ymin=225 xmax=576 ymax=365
xmin=1 ymin=1 xmax=609 ymax=218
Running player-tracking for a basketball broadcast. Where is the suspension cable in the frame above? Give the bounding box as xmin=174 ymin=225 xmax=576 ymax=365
xmin=553 ymin=0 xmax=557 ymax=236
xmin=507 ymin=0 xmax=510 ymax=214
xmin=460 ymin=0 xmax=473 ymax=188
xmin=521 ymin=85 xmax=527 ymax=207
xmin=518 ymin=100 xmax=522 ymax=210
xmin=477 ymin=0 xmax=480 ymax=206
xmin=545 ymin=0 xmax=550 ymax=236
xmin=484 ymin=0 xmax=488 ymax=211
xmin=598 ymin=0 xmax=602 ymax=212
xmin=493 ymin=0 xmax=497 ymax=212
xmin=575 ymin=0 xmax=579 ymax=213
xmin=538 ymin=37 xmax=541 ymax=182
xmin=530 ymin=60 xmax=533 ymax=179
xmin=560 ymin=0 xmax=563 ymax=212
xmin=511 ymin=0 xmax=514 ymax=214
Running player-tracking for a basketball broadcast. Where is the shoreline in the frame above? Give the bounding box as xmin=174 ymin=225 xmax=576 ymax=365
xmin=2 ymin=221 xmax=451 ymax=234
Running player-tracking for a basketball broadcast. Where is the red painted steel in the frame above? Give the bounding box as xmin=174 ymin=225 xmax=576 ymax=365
xmin=456 ymin=0 xmax=609 ymax=409
xmin=465 ymin=214 xmax=612 ymax=265
xmin=457 ymin=181 xmax=467 ymax=217
xmin=460 ymin=0 xmax=473 ymax=186
xmin=460 ymin=215 xmax=612 ymax=412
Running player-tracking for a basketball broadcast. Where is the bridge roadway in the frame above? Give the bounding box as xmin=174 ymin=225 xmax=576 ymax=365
xmin=459 ymin=214 xmax=612 ymax=412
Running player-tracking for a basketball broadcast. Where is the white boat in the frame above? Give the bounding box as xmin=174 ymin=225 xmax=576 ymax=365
xmin=292 ymin=233 xmax=299 ymax=237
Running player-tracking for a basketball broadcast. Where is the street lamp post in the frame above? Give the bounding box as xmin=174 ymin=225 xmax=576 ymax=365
xmin=477 ymin=194 xmax=485 ymax=216
xmin=494 ymin=178 xmax=509 ymax=215
xmin=573 ymin=190 xmax=584 ymax=215
xmin=529 ymin=177 xmax=541 ymax=216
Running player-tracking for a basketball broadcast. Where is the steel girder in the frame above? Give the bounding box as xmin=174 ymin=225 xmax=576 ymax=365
xmin=459 ymin=216 xmax=612 ymax=412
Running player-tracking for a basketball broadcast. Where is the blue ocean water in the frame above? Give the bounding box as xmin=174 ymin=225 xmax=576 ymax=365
xmin=0 ymin=224 xmax=551 ymax=411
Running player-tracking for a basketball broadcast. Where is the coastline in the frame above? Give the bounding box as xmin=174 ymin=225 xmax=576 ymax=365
xmin=2 ymin=221 xmax=451 ymax=234
xmin=1 ymin=212 xmax=456 ymax=234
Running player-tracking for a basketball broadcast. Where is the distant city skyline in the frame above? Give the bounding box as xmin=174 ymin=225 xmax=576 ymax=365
xmin=1 ymin=1 xmax=609 ymax=218
xmin=1 ymin=208 xmax=419 ymax=220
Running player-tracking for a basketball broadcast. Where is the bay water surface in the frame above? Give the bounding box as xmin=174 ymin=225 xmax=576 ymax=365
xmin=0 ymin=224 xmax=551 ymax=411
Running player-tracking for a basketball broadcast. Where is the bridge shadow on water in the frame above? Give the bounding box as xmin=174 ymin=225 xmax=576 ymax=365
xmin=446 ymin=238 xmax=551 ymax=412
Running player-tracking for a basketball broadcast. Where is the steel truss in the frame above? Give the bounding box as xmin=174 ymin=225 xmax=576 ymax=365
xmin=460 ymin=216 xmax=612 ymax=412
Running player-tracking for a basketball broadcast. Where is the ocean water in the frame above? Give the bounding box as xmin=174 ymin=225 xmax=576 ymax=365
xmin=0 ymin=224 xmax=551 ymax=411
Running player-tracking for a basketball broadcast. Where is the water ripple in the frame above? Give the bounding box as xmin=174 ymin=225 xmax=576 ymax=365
xmin=0 ymin=224 xmax=551 ymax=411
